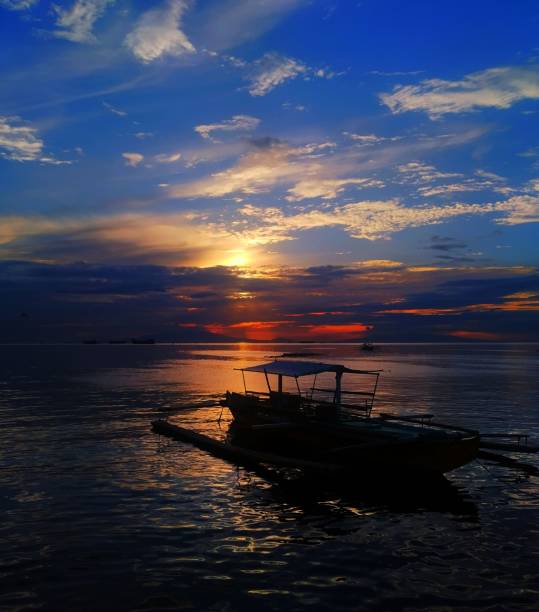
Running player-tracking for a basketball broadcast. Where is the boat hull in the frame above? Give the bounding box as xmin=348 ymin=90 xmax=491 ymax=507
xmin=224 ymin=392 xmax=479 ymax=475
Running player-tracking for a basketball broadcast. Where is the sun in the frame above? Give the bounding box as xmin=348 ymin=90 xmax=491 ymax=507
xmin=223 ymin=249 xmax=250 ymax=267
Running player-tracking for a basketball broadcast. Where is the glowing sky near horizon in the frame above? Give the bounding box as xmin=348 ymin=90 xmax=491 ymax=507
xmin=1 ymin=0 xmax=538 ymax=342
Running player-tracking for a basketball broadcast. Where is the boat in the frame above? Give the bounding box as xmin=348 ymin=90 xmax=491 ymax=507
xmin=131 ymin=338 xmax=156 ymax=344
xmin=361 ymin=341 xmax=375 ymax=351
xmin=221 ymin=360 xmax=479 ymax=476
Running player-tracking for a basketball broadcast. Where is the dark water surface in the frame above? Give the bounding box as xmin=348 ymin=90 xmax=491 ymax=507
xmin=1 ymin=343 xmax=538 ymax=611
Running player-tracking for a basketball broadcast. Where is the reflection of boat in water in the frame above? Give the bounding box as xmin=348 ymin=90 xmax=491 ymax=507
xmin=222 ymin=360 xmax=479 ymax=476
xmin=361 ymin=341 xmax=375 ymax=351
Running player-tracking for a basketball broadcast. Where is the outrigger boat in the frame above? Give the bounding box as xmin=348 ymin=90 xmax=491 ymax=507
xmin=222 ymin=360 xmax=480 ymax=476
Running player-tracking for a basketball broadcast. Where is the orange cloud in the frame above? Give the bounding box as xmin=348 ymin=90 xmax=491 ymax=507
xmin=203 ymin=320 xmax=371 ymax=341
xmin=448 ymin=330 xmax=505 ymax=341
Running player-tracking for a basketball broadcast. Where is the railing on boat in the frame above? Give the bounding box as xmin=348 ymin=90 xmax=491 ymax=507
xmin=237 ymin=363 xmax=381 ymax=418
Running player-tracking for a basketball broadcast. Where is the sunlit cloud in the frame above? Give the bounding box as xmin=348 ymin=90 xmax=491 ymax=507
xmin=285 ymin=177 xmax=385 ymax=201
xmin=122 ymin=152 xmax=144 ymax=167
xmin=242 ymin=52 xmax=340 ymax=97
xmin=154 ymin=152 xmax=182 ymax=164
xmin=397 ymin=161 xmax=462 ymax=183
xmin=0 ymin=116 xmax=70 ymax=164
xmin=494 ymin=195 xmax=539 ymax=225
xmin=381 ymin=66 xmax=539 ymax=118
xmin=53 ymin=0 xmax=114 ymax=44
xmin=194 ymin=115 xmax=260 ymax=141
xmin=125 ymin=0 xmax=195 ymax=63
xmin=234 ymin=200 xmax=486 ymax=242
xmin=343 ymin=132 xmax=401 ymax=145
xmin=246 ymin=52 xmax=308 ymax=96
xmin=167 ymin=140 xmax=382 ymax=200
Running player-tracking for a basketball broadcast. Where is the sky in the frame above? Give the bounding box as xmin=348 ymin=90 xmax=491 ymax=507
xmin=1 ymin=0 xmax=538 ymax=342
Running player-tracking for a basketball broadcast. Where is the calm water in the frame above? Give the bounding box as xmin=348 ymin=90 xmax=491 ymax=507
xmin=1 ymin=343 xmax=538 ymax=611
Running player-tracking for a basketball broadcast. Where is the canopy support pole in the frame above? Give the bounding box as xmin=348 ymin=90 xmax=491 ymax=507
xmin=263 ymin=369 xmax=272 ymax=394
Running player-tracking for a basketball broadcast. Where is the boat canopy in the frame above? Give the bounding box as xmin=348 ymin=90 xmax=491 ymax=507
xmin=237 ymin=360 xmax=378 ymax=378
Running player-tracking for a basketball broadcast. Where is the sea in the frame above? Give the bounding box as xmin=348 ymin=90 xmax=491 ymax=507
xmin=1 ymin=343 xmax=538 ymax=611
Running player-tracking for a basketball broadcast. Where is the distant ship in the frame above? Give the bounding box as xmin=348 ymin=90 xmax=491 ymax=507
xmin=361 ymin=341 xmax=375 ymax=351
xmin=131 ymin=338 xmax=156 ymax=344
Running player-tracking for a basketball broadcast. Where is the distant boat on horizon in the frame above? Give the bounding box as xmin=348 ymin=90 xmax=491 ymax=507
xmin=361 ymin=341 xmax=375 ymax=351
xmin=131 ymin=338 xmax=156 ymax=344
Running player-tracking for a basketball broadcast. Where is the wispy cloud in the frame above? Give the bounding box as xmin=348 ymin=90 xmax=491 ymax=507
xmin=167 ymin=140 xmax=381 ymax=201
xmin=154 ymin=152 xmax=182 ymax=164
xmin=380 ymin=66 xmax=539 ymax=118
xmin=369 ymin=70 xmax=424 ymax=77
xmin=244 ymin=52 xmax=338 ymax=96
xmin=122 ymin=152 xmax=144 ymax=167
xmin=102 ymin=101 xmax=127 ymax=116
xmin=0 ymin=116 xmax=70 ymax=164
xmin=343 ymin=132 xmax=401 ymax=145
xmin=0 ymin=0 xmax=37 ymax=9
xmin=125 ymin=0 xmax=195 ymax=63
xmin=397 ymin=161 xmax=462 ymax=183
xmin=286 ymin=178 xmax=384 ymax=201
xmin=53 ymin=0 xmax=115 ymax=44
xmin=246 ymin=52 xmax=307 ymax=96
xmin=197 ymin=0 xmax=306 ymax=51
xmin=194 ymin=115 xmax=260 ymax=141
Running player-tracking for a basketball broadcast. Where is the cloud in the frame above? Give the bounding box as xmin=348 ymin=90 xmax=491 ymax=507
xmin=380 ymin=66 xmax=539 ymax=118
xmin=53 ymin=0 xmax=115 ymax=44
xmin=285 ymin=178 xmax=385 ymax=201
xmin=0 ymin=0 xmax=37 ymax=9
xmin=103 ymin=101 xmax=127 ymax=116
xmin=233 ymin=194 xmax=539 ymax=244
xmin=246 ymin=52 xmax=308 ymax=96
xmin=134 ymin=132 xmax=154 ymax=140
xmin=494 ymin=195 xmax=539 ymax=225
xmin=0 ymin=116 xmax=42 ymax=161
xmin=0 ymin=116 xmax=70 ymax=164
xmin=197 ymin=0 xmax=305 ymax=51
xmin=369 ymin=70 xmax=424 ymax=77
xmin=343 ymin=132 xmax=401 ymax=145
xmin=125 ymin=0 xmax=195 ymax=63
xmin=235 ymin=200 xmax=496 ymax=243
xmin=418 ymin=181 xmax=503 ymax=197
xmin=0 ymin=211 xmax=258 ymax=268
xmin=122 ymin=152 xmax=144 ymax=167
xmin=426 ymin=236 xmax=467 ymax=252
xmin=194 ymin=115 xmax=260 ymax=141
xmin=242 ymin=52 xmax=340 ymax=97
xmin=166 ymin=131 xmax=488 ymax=203
xmin=397 ymin=161 xmax=462 ymax=183
xmin=397 ymin=162 xmax=510 ymax=197
xmin=154 ymin=152 xmax=182 ymax=163
xmin=167 ymin=140 xmax=381 ymax=201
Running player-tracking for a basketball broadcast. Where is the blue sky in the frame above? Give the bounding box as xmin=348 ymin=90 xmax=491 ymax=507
xmin=1 ymin=0 xmax=538 ymax=341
